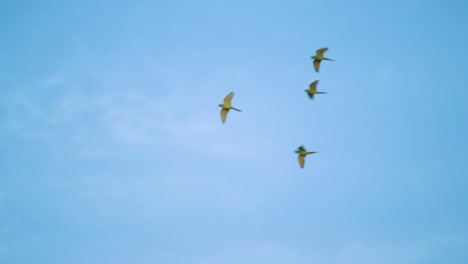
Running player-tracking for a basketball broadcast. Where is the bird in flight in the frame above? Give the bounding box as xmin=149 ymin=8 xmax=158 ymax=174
xmin=219 ymin=92 xmax=241 ymax=123
xmin=305 ymin=80 xmax=327 ymax=99
xmin=294 ymin=145 xmax=317 ymax=168
xmin=311 ymin=47 xmax=334 ymax=72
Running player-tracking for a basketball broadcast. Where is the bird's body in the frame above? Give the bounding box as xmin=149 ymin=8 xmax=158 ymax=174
xmin=311 ymin=47 xmax=334 ymax=72
xmin=294 ymin=146 xmax=316 ymax=168
xmin=219 ymin=92 xmax=241 ymax=123
xmin=305 ymin=80 xmax=327 ymax=99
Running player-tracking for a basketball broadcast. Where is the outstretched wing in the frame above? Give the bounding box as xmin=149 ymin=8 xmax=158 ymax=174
xmin=313 ymin=60 xmax=321 ymax=72
xmin=298 ymin=155 xmax=305 ymax=168
xmin=223 ymin=92 xmax=234 ymax=104
xmin=309 ymin=80 xmax=318 ymax=91
xmin=221 ymin=109 xmax=228 ymax=123
xmin=316 ymin=47 xmax=328 ymax=56
xmin=308 ymin=92 xmax=314 ymax=99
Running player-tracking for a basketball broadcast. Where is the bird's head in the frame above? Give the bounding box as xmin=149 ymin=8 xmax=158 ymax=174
xmin=218 ymin=104 xmax=223 ymax=108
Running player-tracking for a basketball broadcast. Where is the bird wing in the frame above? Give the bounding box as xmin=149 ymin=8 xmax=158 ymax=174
xmin=308 ymin=92 xmax=314 ymax=99
xmin=316 ymin=47 xmax=328 ymax=56
xmin=223 ymin=92 xmax=234 ymax=104
xmin=221 ymin=109 xmax=228 ymax=123
xmin=298 ymin=155 xmax=305 ymax=168
xmin=309 ymin=80 xmax=318 ymax=91
xmin=313 ymin=60 xmax=321 ymax=72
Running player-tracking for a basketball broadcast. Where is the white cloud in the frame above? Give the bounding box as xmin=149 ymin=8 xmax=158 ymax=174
xmin=41 ymin=72 xmax=68 ymax=88
xmin=1 ymin=78 xmax=267 ymax=160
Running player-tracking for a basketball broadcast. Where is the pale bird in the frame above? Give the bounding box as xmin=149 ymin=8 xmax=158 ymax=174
xmin=218 ymin=92 xmax=241 ymax=123
xmin=294 ymin=145 xmax=317 ymax=168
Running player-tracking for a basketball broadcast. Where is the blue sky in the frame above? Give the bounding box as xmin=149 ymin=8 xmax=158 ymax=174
xmin=1 ymin=0 xmax=467 ymax=263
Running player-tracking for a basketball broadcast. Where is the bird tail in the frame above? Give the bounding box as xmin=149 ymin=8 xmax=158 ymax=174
xmin=323 ymin=58 xmax=334 ymax=61
xmin=317 ymin=92 xmax=327 ymax=94
xmin=305 ymin=151 xmax=317 ymax=156
xmin=231 ymin=107 xmax=241 ymax=111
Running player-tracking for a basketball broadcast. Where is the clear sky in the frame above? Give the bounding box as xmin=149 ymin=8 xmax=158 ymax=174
xmin=1 ymin=0 xmax=467 ymax=263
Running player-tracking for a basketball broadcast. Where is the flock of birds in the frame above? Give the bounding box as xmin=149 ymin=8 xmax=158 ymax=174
xmin=218 ymin=47 xmax=334 ymax=169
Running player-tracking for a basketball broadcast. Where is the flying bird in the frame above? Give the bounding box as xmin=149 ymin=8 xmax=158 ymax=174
xmin=311 ymin=47 xmax=334 ymax=72
xmin=294 ymin=145 xmax=317 ymax=169
xmin=219 ymin=92 xmax=241 ymax=123
xmin=305 ymin=80 xmax=327 ymax=99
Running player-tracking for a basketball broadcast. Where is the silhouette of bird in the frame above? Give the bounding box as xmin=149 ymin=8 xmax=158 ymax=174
xmin=311 ymin=47 xmax=334 ymax=72
xmin=294 ymin=145 xmax=317 ymax=168
xmin=218 ymin=92 xmax=241 ymax=123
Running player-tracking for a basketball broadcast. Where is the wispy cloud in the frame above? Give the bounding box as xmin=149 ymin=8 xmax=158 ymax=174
xmin=1 ymin=74 xmax=267 ymax=161
xmin=195 ymin=236 xmax=466 ymax=264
